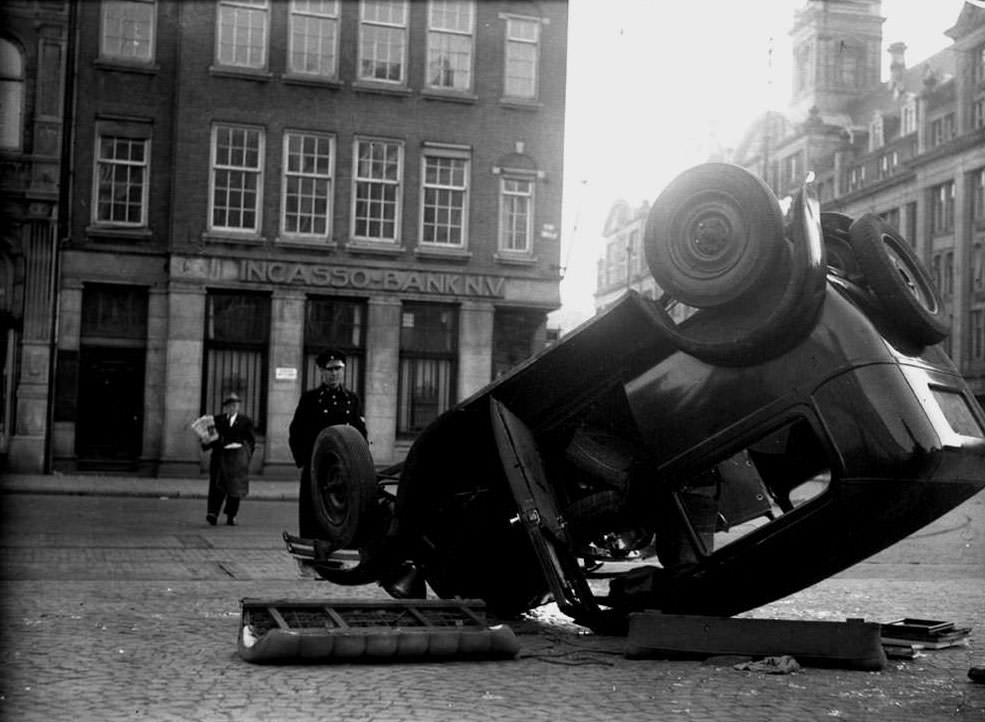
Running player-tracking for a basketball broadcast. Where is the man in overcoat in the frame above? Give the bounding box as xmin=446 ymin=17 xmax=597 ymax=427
xmin=289 ymin=349 xmax=368 ymax=537
xmin=202 ymin=392 xmax=256 ymax=526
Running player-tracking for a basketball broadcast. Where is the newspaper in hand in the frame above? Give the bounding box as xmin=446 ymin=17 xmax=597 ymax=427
xmin=191 ymin=415 xmax=219 ymax=444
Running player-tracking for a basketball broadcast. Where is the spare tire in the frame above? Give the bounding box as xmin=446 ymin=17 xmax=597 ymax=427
xmin=645 ymin=163 xmax=786 ymax=308
xmin=309 ymin=425 xmax=377 ymax=548
xmin=848 ymin=214 xmax=950 ymax=346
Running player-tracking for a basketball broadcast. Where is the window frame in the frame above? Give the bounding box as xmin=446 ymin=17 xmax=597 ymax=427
xmin=901 ymin=97 xmax=917 ymax=135
xmin=397 ymin=302 xmax=458 ymax=436
xmin=498 ymin=174 xmax=535 ymax=254
xmin=100 ymin=0 xmax=157 ymax=62
xmin=929 ymin=114 xmax=955 ymax=148
xmin=357 ymin=0 xmax=409 ymax=85
xmin=92 ymin=133 xmax=151 ymax=228
xmin=202 ymin=290 xmax=271 ymax=433
xmin=502 ymin=14 xmax=540 ymax=100
xmin=287 ymin=0 xmax=340 ymax=78
xmin=974 ymin=168 xmax=985 ymax=223
xmin=209 ymin=123 xmax=265 ymax=235
xmin=0 ymin=38 xmax=25 ymax=151
xmin=216 ymin=0 xmax=270 ymax=70
xmin=302 ymin=296 xmax=366 ymax=396
xmin=280 ymin=129 xmax=335 ymax=241
xmin=419 ymin=145 xmax=471 ymax=249
xmin=350 ymin=137 xmax=404 ymax=244
xmin=975 ymin=44 xmax=985 ymax=85
xmin=971 ymin=307 xmax=985 ymax=362
xmin=931 ymin=180 xmax=956 ymax=235
xmin=426 ymin=0 xmax=475 ymax=92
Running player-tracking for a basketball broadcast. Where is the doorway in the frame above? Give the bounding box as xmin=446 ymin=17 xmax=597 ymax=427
xmin=75 ymin=347 xmax=145 ymax=465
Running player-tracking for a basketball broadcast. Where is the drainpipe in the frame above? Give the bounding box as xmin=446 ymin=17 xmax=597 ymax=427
xmin=44 ymin=0 xmax=79 ymax=473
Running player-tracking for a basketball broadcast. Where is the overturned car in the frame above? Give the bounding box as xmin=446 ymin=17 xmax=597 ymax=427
xmin=285 ymin=163 xmax=985 ymax=632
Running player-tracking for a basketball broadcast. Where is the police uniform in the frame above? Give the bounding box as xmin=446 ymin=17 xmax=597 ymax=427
xmin=289 ymin=349 xmax=368 ymax=537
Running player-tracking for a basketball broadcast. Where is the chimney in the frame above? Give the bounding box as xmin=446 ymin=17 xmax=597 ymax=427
xmin=888 ymin=42 xmax=906 ymax=97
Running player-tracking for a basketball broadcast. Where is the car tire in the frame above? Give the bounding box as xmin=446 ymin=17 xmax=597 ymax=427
xmin=848 ymin=214 xmax=950 ymax=346
xmin=309 ymin=425 xmax=377 ymax=549
xmin=645 ymin=163 xmax=786 ymax=308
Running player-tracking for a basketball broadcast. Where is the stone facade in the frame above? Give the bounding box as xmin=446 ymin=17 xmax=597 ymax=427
xmin=0 ymin=1 xmax=71 ymax=472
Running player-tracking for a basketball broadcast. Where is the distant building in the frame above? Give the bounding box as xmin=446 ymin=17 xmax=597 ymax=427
xmin=1 ymin=0 xmax=568 ymax=475
xmin=596 ymin=0 xmax=985 ymax=405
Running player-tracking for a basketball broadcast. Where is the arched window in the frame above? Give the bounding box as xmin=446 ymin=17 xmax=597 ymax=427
xmin=0 ymin=38 xmax=25 ymax=151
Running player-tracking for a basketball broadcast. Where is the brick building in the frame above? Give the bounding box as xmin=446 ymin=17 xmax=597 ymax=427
xmin=595 ymin=0 xmax=985 ymax=405
xmin=2 ymin=0 xmax=568 ymax=475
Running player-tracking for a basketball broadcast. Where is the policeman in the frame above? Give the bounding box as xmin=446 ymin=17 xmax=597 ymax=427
xmin=289 ymin=348 xmax=368 ymax=537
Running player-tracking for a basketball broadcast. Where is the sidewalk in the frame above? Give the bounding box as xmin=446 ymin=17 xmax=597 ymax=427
xmin=0 ymin=472 xmax=299 ymax=501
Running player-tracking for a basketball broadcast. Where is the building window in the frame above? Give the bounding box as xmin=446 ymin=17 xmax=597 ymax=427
xmin=974 ymin=168 xmax=985 ymax=223
xmin=492 ymin=308 xmax=542 ymax=380
xmin=869 ymin=114 xmax=883 ymax=151
xmin=420 ymin=150 xmax=469 ymax=247
xmin=929 ymin=114 xmax=955 ymax=147
xmin=302 ymin=297 xmax=365 ymax=395
xmin=630 ymin=228 xmax=644 ymax=277
xmin=975 ymin=245 xmax=985 ymax=293
xmin=101 ymin=0 xmax=156 ymax=61
xmin=901 ymin=97 xmax=917 ymax=135
xmin=503 ymin=15 xmax=539 ymax=99
xmin=499 ymin=177 xmax=533 ymax=252
xmin=0 ymin=39 xmax=24 ymax=151
xmin=427 ymin=0 xmax=474 ymax=91
xmin=943 ymin=250 xmax=954 ymax=296
xmin=358 ymin=0 xmax=407 ymax=83
xmin=878 ymin=151 xmax=898 ymax=180
xmin=975 ymin=44 xmax=985 ymax=85
xmin=905 ymin=201 xmax=918 ymax=247
xmin=217 ymin=0 xmax=268 ymax=69
xmin=398 ymin=303 xmax=457 ymax=435
xmin=794 ymin=44 xmax=810 ymax=94
xmin=932 ymin=253 xmax=942 ymax=292
xmin=288 ymin=0 xmax=339 ymax=77
xmin=204 ymin=291 xmax=270 ymax=432
xmin=210 ymin=124 xmax=264 ymax=233
xmin=605 ymin=237 xmax=627 ymax=288
xmin=974 ymin=99 xmax=985 ymax=130
xmin=94 ymin=135 xmax=149 ymax=226
xmin=878 ymin=207 xmax=900 ymax=231
xmin=282 ymin=131 xmax=334 ymax=238
xmin=782 ymin=153 xmax=802 ymax=187
xmin=972 ymin=307 xmax=985 ymax=361
xmin=839 ymin=49 xmax=859 ymax=88
xmin=931 ymin=181 xmax=955 ymax=234
xmin=352 ymin=138 xmax=402 ymax=242
xmin=848 ymin=165 xmax=865 ymax=192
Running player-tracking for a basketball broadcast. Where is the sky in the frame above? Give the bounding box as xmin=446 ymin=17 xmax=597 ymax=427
xmin=555 ymin=0 xmax=970 ymax=326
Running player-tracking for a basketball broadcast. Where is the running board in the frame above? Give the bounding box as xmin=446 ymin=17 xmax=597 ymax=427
xmin=239 ymin=598 xmax=520 ymax=663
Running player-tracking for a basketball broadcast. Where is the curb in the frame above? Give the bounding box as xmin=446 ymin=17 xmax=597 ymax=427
xmin=0 ymin=474 xmax=300 ymax=502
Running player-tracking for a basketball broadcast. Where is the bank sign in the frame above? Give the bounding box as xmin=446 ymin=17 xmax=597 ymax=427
xmin=172 ymin=256 xmax=508 ymax=298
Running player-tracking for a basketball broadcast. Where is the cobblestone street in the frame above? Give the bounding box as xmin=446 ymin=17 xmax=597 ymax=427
xmin=1 ymin=487 xmax=983 ymax=721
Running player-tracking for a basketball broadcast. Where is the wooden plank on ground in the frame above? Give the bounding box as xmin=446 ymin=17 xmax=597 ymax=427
xmin=625 ymin=613 xmax=886 ymax=670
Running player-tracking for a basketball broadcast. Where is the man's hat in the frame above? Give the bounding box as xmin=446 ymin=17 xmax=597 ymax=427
xmin=316 ymin=349 xmax=347 ymax=368
xmin=222 ymin=392 xmax=241 ymax=404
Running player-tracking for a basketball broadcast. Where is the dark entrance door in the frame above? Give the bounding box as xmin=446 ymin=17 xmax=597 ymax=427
xmin=76 ymin=347 xmax=145 ymax=466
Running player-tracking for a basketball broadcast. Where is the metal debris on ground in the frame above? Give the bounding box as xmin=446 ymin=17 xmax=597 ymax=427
xmin=238 ymin=598 xmax=519 ymax=664
xmin=880 ymin=618 xmax=971 ymax=656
